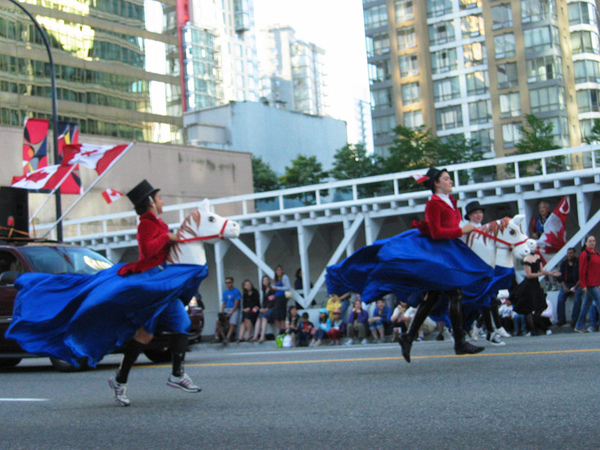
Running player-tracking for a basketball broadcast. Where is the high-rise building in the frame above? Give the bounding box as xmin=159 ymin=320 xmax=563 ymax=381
xmin=180 ymin=0 xmax=260 ymax=112
xmin=258 ymin=26 xmax=328 ymax=116
xmin=0 ymin=0 xmax=183 ymax=143
xmin=364 ymin=0 xmax=600 ymax=158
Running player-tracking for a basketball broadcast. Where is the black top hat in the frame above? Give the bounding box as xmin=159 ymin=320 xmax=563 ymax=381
xmin=421 ymin=167 xmax=446 ymax=191
xmin=126 ymin=179 xmax=159 ymax=208
xmin=464 ymin=200 xmax=485 ymax=220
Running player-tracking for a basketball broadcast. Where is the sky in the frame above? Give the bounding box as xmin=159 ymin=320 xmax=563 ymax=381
xmin=253 ymin=0 xmax=370 ymax=144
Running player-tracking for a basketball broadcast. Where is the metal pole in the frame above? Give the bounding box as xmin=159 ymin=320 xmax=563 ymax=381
xmin=7 ymin=0 xmax=62 ymax=241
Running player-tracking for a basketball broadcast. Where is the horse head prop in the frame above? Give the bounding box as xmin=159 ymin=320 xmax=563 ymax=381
xmin=168 ymin=199 xmax=241 ymax=266
xmin=465 ymin=214 xmax=536 ymax=268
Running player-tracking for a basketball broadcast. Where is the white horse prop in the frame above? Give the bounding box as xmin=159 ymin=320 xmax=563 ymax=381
xmin=169 ymin=199 xmax=240 ymax=266
xmin=464 ymin=214 xmax=536 ymax=270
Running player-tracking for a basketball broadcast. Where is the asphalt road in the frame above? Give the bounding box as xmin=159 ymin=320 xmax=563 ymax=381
xmin=1 ymin=332 xmax=599 ymax=449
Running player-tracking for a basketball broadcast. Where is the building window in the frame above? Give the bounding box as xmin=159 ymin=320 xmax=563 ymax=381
xmin=368 ymin=59 xmax=392 ymax=84
xmin=461 ymin=15 xmax=485 ymax=38
xmin=460 ymin=0 xmax=482 ymax=10
xmin=404 ymin=109 xmax=423 ymax=129
xmin=571 ymin=30 xmax=600 ymax=55
xmin=530 ymin=86 xmax=565 ymax=113
xmin=495 ymin=33 xmax=515 ymax=59
xmin=491 ymin=4 xmax=513 ymax=29
xmin=364 ymin=5 xmax=388 ymax=29
xmin=466 ymin=70 xmax=489 ymax=95
xmin=469 ymin=99 xmax=491 ymax=124
xmin=436 ymin=105 xmax=463 ymax=130
xmin=577 ymin=89 xmax=600 ymax=113
xmin=371 ymin=87 xmax=393 ymax=110
xmin=497 ymin=62 xmax=518 ymax=89
xmin=434 ymin=77 xmax=461 ymax=102
xmin=568 ymin=2 xmax=598 ymax=26
xmin=574 ymin=60 xmax=600 ymax=83
xmin=397 ymin=27 xmax=417 ymax=50
xmin=547 ymin=116 xmax=570 ymax=146
xmin=399 ymin=53 xmax=419 ymax=77
xmin=431 ymin=48 xmax=458 ymax=74
xmin=524 ymin=26 xmax=559 ymax=53
xmin=429 ymin=20 xmax=455 ymax=45
xmin=366 ymin=33 xmax=390 ymax=57
xmin=464 ymin=42 xmax=486 ymax=67
xmin=499 ymin=92 xmax=521 ymax=118
xmin=521 ymin=0 xmax=557 ymax=24
xmin=395 ymin=0 xmax=414 ymax=22
xmin=401 ymin=82 xmax=420 ymax=104
xmin=427 ymin=0 xmax=453 ymax=17
xmin=526 ymin=55 xmax=563 ymax=83
xmin=472 ymin=128 xmax=494 ymax=153
xmin=502 ymin=122 xmax=522 ymax=148
xmin=373 ymin=115 xmax=397 ymax=137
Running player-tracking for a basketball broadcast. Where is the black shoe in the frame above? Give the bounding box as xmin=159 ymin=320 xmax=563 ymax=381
xmin=435 ymin=333 xmax=444 ymax=341
xmin=556 ymin=320 xmax=566 ymax=327
xmin=455 ymin=341 xmax=485 ymax=355
xmin=398 ymin=334 xmax=413 ymax=363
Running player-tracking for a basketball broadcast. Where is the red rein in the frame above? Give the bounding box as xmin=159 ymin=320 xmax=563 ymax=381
xmin=471 ymin=227 xmax=529 ymax=251
xmin=176 ymin=219 xmax=229 ymax=243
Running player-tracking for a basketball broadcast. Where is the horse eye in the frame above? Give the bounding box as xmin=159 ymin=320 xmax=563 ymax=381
xmin=510 ymin=229 xmax=515 ymax=235
xmin=209 ymin=216 xmax=215 ymax=222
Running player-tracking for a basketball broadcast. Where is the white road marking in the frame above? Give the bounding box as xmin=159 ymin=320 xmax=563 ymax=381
xmin=0 ymin=398 xmax=49 ymax=402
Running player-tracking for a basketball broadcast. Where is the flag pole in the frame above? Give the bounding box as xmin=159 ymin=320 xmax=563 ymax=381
xmin=42 ymin=142 xmax=135 ymax=238
xmin=28 ymin=164 xmax=77 ymax=224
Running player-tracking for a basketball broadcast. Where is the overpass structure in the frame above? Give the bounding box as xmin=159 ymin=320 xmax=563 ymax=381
xmin=35 ymin=145 xmax=600 ymax=308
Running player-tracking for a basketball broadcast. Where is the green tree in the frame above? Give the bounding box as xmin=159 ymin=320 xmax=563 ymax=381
xmin=251 ymin=156 xmax=280 ymax=193
xmin=583 ymin=118 xmax=600 ymax=144
xmin=280 ymin=154 xmax=329 ymax=205
xmin=330 ymin=143 xmax=383 ymax=197
xmin=515 ymin=114 xmax=561 ymax=173
xmin=434 ymin=135 xmax=494 ymax=184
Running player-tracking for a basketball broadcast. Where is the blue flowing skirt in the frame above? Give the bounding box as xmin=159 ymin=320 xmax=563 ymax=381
xmin=5 ymin=263 xmax=208 ymax=367
xmin=326 ymin=229 xmax=493 ymax=305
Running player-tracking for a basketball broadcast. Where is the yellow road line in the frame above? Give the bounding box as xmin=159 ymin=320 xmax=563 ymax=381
xmin=147 ymin=348 xmax=600 ymax=369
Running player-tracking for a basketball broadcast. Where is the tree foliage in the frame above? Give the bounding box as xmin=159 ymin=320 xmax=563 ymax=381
xmin=583 ymin=118 xmax=600 ymax=144
xmin=516 ymin=114 xmax=562 ymax=174
xmin=280 ymin=154 xmax=329 ymax=205
xmin=330 ymin=143 xmax=383 ymax=197
xmin=251 ymin=156 xmax=280 ymax=193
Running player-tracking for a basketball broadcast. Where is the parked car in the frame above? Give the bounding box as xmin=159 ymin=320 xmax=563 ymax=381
xmin=0 ymin=237 xmax=203 ymax=371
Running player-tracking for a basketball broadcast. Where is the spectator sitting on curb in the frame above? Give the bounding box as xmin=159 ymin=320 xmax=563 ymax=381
xmin=368 ymin=298 xmax=392 ymax=343
xmin=346 ymin=298 xmax=369 ymax=345
xmin=326 ymin=310 xmax=346 ymax=345
xmin=311 ymin=308 xmax=331 ymax=347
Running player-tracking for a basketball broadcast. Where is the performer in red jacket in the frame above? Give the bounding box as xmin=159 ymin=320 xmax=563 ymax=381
xmin=399 ymin=167 xmax=484 ymax=362
xmin=109 ymin=180 xmax=201 ymax=406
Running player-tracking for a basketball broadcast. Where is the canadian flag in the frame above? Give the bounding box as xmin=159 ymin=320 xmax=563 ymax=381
xmin=62 ymin=143 xmax=131 ymax=175
xmin=411 ymin=173 xmax=429 ymax=183
xmin=11 ymin=164 xmax=73 ymax=190
xmin=537 ymin=196 xmax=570 ymax=263
xmin=102 ymin=188 xmax=124 ymax=204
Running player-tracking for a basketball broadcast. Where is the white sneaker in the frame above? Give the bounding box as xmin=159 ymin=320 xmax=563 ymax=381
xmin=108 ymin=377 xmax=130 ymax=407
xmin=496 ymin=327 xmax=512 ymax=338
xmin=487 ymin=332 xmax=506 ymax=346
xmin=167 ymin=373 xmax=202 ymax=393
xmin=470 ymin=324 xmax=480 ymax=341
xmin=361 ymin=338 xmax=369 ymax=345
xmin=546 ymin=329 xmax=553 ymax=335
xmin=345 ymin=339 xmax=355 ymax=346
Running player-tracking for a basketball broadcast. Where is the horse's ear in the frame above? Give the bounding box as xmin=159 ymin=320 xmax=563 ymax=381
xmin=513 ymin=215 xmax=525 ymax=226
xmin=199 ymin=198 xmax=210 ymax=210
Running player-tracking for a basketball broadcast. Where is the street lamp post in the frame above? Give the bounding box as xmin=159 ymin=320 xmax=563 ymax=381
xmin=7 ymin=0 xmax=63 ymax=241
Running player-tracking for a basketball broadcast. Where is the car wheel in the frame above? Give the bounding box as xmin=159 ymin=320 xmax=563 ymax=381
xmin=49 ymin=357 xmax=88 ymax=372
xmin=143 ymin=348 xmax=172 ymax=363
xmin=0 ymin=358 xmax=22 ymax=368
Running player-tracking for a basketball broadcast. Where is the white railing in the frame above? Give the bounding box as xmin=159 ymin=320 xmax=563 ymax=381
xmin=34 ymin=144 xmax=600 ymax=241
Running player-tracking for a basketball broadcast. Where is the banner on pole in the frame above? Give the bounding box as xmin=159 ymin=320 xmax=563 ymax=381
xmin=22 ymin=117 xmax=49 ymax=175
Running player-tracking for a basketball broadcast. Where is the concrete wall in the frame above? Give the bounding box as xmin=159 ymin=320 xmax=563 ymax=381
xmin=184 ymin=101 xmax=348 ymax=174
xmin=0 ymin=125 xmax=254 ymax=231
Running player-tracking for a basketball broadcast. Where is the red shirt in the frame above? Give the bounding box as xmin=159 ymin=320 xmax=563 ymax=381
xmin=579 ymin=248 xmax=600 ymax=289
xmin=117 ymin=212 xmax=172 ymax=275
xmin=416 ymin=195 xmax=462 ymax=240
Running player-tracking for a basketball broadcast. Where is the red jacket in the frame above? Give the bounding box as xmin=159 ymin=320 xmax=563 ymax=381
xmin=118 ymin=212 xmax=172 ymax=275
xmin=579 ymin=247 xmax=600 ymax=289
xmin=415 ymin=195 xmax=462 ymax=240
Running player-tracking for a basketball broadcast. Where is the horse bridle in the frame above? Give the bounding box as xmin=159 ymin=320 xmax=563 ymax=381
xmin=471 ymin=227 xmax=529 ymax=251
xmin=176 ymin=219 xmax=229 ymax=243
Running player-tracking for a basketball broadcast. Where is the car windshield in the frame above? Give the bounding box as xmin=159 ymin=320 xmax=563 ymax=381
xmin=19 ymin=246 xmax=113 ymax=275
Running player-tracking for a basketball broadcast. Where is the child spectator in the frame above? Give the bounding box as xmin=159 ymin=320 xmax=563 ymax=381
xmin=325 ymin=294 xmax=342 ymax=320
xmin=326 ymin=310 xmax=346 ymax=345
xmin=346 ymin=298 xmax=369 ymax=345
xmin=297 ymin=312 xmax=314 ymax=347
xmin=368 ymin=298 xmax=392 ymax=343
xmin=391 ymin=301 xmax=411 ymax=342
xmin=285 ymin=306 xmax=301 ymax=347
xmin=311 ymin=308 xmax=331 ymax=347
